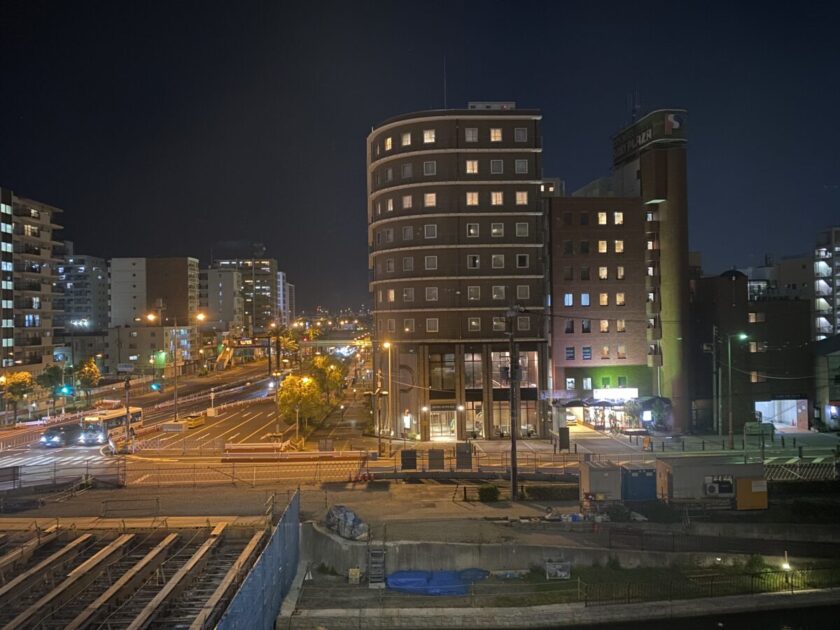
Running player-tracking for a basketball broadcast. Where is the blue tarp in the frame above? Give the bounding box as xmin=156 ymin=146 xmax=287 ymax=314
xmin=386 ymin=569 xmax=489 ymax=596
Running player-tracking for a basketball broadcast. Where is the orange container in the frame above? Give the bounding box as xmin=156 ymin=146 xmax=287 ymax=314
xmin=735 ymin=478 xmax=768 ymax=510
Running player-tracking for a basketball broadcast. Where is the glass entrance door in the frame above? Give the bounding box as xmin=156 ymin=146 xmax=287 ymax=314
xmin=430 ymin=411 xmax=456 ymax=440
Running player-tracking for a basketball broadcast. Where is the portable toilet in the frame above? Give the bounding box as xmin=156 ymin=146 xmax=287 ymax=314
xmin=621 ymin=462 xmax=657 ymax=501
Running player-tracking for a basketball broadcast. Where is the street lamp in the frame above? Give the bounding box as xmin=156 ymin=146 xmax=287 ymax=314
xmin=727 ymin=332 xmax=749 ymax=449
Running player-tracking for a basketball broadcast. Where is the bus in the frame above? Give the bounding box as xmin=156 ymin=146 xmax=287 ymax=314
xmin=80 ymin=406 xmax=143 ymax=445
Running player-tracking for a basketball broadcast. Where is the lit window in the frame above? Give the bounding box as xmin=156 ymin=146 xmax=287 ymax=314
xmin=614 ymin=211 xmax=624 ymax=225
xmin=750 ymin=371 xmax=766 ymax=383
xmin=424 ymin=256 xmax=438 ymax=270
xmin=616 ymin=292 xmax=626 ymax=306
xmin=582 ymin=377 xmax=592 ymax=388
xmin=426 ymin=286 xmax=438 ymax=301
xmin=490 ymin=159 xmax=503 ymax=174
xmin=466 ymin=223 xmax=479 ymax=237
xmin=493 ymin=317 xmax=506 ymax=331
xmin=466 ymin=191 xmax=479 ymax=206
xmin=515 ymin=159 xmax=528 ymax=174
xmin=466 ymin=160 xmax=478 ymax=174
xmin=424 ymin=193 xmax=436 ymax=207
xmin=581 ymin=293 xmax=590 ymax=306
xmin=376 ymin=201 xmax=381 ymax=216
xmin=386 ymin=198 xmax=394 ymax=212
xmin=401 ymin=132 xmax=411 ymax=146
xmin=598 ymin=266 xmax=608 ymax=280
xmin=491 ymin=223 xmax=504 ymax=237
xmin=617 ymin=345 xmax=627 ymax=359
xmin=566 ymin=377 xmax=576 ymax=390
xmin=467 ymin=255 xmax=480 ymax=269
xmin=647 ymin=240 xmax=655 ymax=250
xmin=564 ymin=293 xmax=573 ymax=306
xmin=615 ymin=240 xmax=624 ymax=253
xmin=647 ymin=291 xmax=656 ymax=303
xmin=748 ymin=312 xmax=766 ymax=323
xmin=616 ymin=319 xmax=626 ymax=332
xmin=490 ymin=128 xmax=503 ymax=142
xmin=384 ymin=137 xmax=392 ymax=151
xmin=600 ymin=319 xmax=609 ymax=333
xmin=517 ymin=285 xmax=529 ymax=300
xmin=423 ymin=161 xmax=437 ymax=176
xmin=599 ymin=293 xmax=609 ymax=306
xmin=514 ymin=127 xmax=527 ymax=142
xmin=403 ymin=257 xmax=414 ymax=271
xmin=404 ymin=318 xmax=415 ymax=332
xmin=492 ymin=285 xmax=506 ymax=300
xmin=647 ymin=266 xmax=655 ymax=277
xmin=601 ymin=345 xmax=610 ymax=359
xmin=515 ymin=222 xmax=528 ymax=237
xmin=515 ymin=191 xmax=528 ymax=205
xmin=565 ymin=347 xmax=575 ymax=360
xmin=516 ymin=254 xmax=529 ymax=268
xmin=517 ymin=316 xmax=530 ymax=331
xmin=467 ymin=286 xmax=480 ymax=300
xmin=423 ymin=129 xmax=436 ymax=143
xmin=616 ymin=266 xmax=625 ymax=280
xmin=491 ymin=254 xmax=505 ymax=269
xmin=598 ymin=240 xmax=608 ymax=253
xmin=468 ymin=317 xmax=481 ymax=332
xmin=402 ymin=194 xmax=413 ymax=209
xmin=426 ymin=318 xmax=439 ymax=332
xmin=424 ymin=224 xmax=437 ymax=239
xmin=598 ymin=212 xmax=608 ymax=225
xmin=402 ymin=226 xmax=413 ymax=240
xmin=491 ymin=191 xmax=504 ymax=206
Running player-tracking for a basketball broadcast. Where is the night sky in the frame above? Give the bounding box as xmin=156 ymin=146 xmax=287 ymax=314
xmin=1 ymin=1 xmax=838 ymax=310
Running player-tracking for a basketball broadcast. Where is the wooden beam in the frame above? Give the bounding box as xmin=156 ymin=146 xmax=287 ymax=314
xmin=188 ymin=530 xmax=265 ymax=630
xmin=0 ymin=534 xmax=91 ymax=605
xmin=0 ymin=525 xmax=59 ymax=578
xmin=125 ymin=524 xmax=227 ymax=630
xmin=64 ymin=533 xmax=179 ymax=630
xmin=5 ymin=534 xmax=134 ymax=629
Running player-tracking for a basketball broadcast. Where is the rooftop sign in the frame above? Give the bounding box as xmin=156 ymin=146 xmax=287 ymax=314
xmin=612 ymin=109 xmax=687 ymax=166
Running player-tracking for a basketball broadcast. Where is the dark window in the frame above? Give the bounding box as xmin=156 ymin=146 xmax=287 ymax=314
xmin=564 ymin=319 xmax=574 ymax=334
xmin=562 ymin=212 xmax=573 ymax=226
xmin=563 ymin=240 xmax=573 ymax=255
xmin=565 ymin=347 xmax=575 ymax=360
xmin=579 ymin=241 xmax=590 ymax=255
xmin=429 ymin=353 xmax=456 ymax=391
xmin=580 ymin=266 xmax=590 ymax=281
xmin=580 ymin=212 xmax=589 ymax=225
xmin=581 ymin=319 xmax=591 ymax=333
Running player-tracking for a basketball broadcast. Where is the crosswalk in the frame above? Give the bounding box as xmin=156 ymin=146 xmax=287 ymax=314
xmin=0 ymin=453 xmax=111 ymax=467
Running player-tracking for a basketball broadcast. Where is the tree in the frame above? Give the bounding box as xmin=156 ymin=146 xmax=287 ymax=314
xmin=76 ymin=357 xmax=101 ymax=404
xmin=4 ymin=371 xmax=35 ymax=424
xmin=35 ymin=364 xmax=63 ymax=417
xmin=278 ymin=331 xmax=300 ymax=367
xmin=310 ymin=355 xmax=347 ymax=403
xmin=276 ymin=375 xmax=323 ymax=435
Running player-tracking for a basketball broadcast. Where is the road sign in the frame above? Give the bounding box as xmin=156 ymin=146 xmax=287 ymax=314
xmin=117 ymin=363 xmax=135 ymax=373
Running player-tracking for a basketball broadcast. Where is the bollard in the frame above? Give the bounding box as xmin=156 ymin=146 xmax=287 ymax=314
xmin=741 ymin=439 xmax=745 ymax=450
xmin=681 ymin=441 xmax=685 ymax=452
xmin=702 ymin=440 xmax=705 ymax=451
xmin=781 ymin=436 xmax=785 ymax=448
xmin=793 ymin=438 xmax=797 ymax=448
xmin=661 ymin=441 xmax=665 ymax=452
xmin=798 ymin=445 xmax=803 ymax=459
xmin=574 ymin=443 xmax=578 ymax=454
xmin=722 ymin=440 xmax=725 ymax=450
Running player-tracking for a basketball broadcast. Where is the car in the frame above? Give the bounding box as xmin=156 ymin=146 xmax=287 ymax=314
xmin=185 ymin=413 xmax=206 ymax=429
xmin=40 ymin=424 xmax=83 ymax=448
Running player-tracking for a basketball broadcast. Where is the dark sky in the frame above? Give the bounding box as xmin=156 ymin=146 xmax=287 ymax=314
xmin=1 ymin=1 xmax=838 ymax=310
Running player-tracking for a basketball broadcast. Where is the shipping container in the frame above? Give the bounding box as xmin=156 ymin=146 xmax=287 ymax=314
xmin=655 ymin=456 xmax=764 ymax=502
xmin=580 ymin=461 xmax=621 ymax=501
xmin=735 ymin=477 xmax=768 ymax=510
xmin=621 ymin=463 xmax=657 ymax=501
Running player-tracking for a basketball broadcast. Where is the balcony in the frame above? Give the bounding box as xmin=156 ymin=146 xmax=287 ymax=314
xmin=647 ymin=324 xmax=662 ymax=340
xmin=645 ymin=249 xmax=660 ymax=264
xmin=16 ymin=336 xmax=43 ymax=347
xmin=647 ymin=353 xmax=663 ymax=367
xmin=645 ymin=275 xmax=660 ymax=291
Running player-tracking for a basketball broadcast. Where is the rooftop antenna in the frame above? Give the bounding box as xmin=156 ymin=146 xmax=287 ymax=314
xmin=443 ymin=55 xmax=448 ymax=109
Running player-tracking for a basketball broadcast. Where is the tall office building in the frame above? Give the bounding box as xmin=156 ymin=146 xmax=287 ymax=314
xmin=550 ymin=110 xmax=691 ymax=432
xmin=276 ymin=271 xmax=290 ymax=327
xmin=7 ymin=190 xmax=63 ymax=374
xmin=814 ymin=227 xmax=840 ymax=340
xmin=367 ymin=102 xmax=549 ymax=441
xmin=286 ymin=282 xmax=295 ymax=322
xmin=56 ymin=242 xmax=109 ymax=331
xmin=109 ymin=257 xmax=200 ymax=326
xmin=214 ymin=258 xmax=278 ymax=333
xmin=199 ymin=267 xmax=244 ymax=333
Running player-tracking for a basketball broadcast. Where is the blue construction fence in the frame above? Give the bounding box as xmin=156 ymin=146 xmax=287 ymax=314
xmin=218 ymin=490 xmax=300 ymax=630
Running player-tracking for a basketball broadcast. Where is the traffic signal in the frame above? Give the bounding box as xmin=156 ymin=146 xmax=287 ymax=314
xmin=55 ymin=384 xmax=74 ymax=396
xmin=150 ymin=381 xmax=164 ymax=392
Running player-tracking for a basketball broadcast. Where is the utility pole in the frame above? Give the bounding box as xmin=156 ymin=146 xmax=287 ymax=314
xmin=507 ymin=306 xmax=524 ymax=501
xmin=123 ymin=376 xmax=131 ymax=452
xmin=711 ymin=325 xmax=718 ymax=435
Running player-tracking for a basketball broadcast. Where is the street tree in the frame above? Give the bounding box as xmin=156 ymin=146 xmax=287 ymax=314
xmin=76 ymin=357 xmax=101 ymax=405
xmin=35 ymin=364 xmax=64 ymax=417
xmin=4 ymin=371 xmax=35 ymax=424
xmin=310 ymin=355 xmax=347 ymax=403
xmin=276 ymin=375 xmax=323 ymax=434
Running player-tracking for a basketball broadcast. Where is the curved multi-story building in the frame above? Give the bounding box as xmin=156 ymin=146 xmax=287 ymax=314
xmin=367 ymin=102 xmax=549 ymax=441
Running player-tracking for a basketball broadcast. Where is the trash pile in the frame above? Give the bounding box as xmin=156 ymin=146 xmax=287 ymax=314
xmin=325 ymin=505 xmax=369 ymax=540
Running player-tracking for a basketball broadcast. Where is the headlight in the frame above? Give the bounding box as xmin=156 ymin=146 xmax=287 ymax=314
xmin=51 ymin=436 xmax=61 ymax=443
xmin=78 ymin=435 xmax=86 ymax=443
xmin=40 ymin=436 xmax=47 ymax=443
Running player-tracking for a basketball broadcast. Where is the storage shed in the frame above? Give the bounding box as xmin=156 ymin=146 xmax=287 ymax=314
xmin=580 ymin=461 xmax=621 ymax=501
xmin=655 ymin=457 xmax=764 ymax=502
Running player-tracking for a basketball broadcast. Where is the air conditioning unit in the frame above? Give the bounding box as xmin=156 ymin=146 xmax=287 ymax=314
xmin=705 ymin=483 xmax=719 ymax=495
